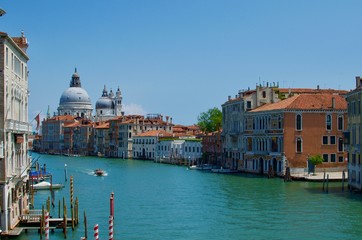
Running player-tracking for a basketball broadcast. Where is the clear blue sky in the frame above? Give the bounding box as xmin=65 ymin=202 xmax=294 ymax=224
xmin=2 ymin=0 xmax=361 ymax=126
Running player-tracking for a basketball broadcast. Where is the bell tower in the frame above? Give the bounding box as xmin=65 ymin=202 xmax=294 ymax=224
xmin=115 ymin=87 xmax=123 ymax=116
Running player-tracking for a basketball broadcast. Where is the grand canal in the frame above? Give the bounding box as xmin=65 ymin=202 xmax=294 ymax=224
xmin=15 ymin=152 xmax=362 ymax=239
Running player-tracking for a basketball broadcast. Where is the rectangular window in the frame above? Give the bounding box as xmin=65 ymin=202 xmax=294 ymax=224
xmin=330 ymin=136 xmax=336 ymax=145
xmin=338 ymin=156 xmax=344 ymax=163
xmin=338 ymin=137 xmax=343 ymax=152
xmin=322 ymin=136 xmax=328 ymax=145
xmin=246 ymin=101 xmax=252 ymax=110
xmin=338 ymin=116 xmax=343 ymax=131
xmin=5 ymin=47 xmax=9 ymax=66
xmin=330 ymin=154 xmax=336 ymax=162
xmin=247 ymin=138 xmax=252 ymax=151
xmin=296 ymin=114 xmax=302 ymax=131
xmin=271 ymin=137 xmax=278 ymax=152
xmin=326 ymin=114 xmax=332 ymax=130
xmin=296 ymin=137 xmax=302 ymax=153
xmin=14 ymin=56 xmax=21 ymax=76
xmin=323 ymin=154 xmax=329 ymax=162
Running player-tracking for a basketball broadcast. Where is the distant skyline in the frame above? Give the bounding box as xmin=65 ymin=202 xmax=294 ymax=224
xmin=2 ymin=0 xmax=362 ymax=128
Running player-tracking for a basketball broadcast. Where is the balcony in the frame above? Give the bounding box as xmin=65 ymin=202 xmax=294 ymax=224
xmin=5 ymin=119 xmax=32 ymax=134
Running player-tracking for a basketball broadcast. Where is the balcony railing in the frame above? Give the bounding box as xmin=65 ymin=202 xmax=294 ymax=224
xmin=5 ymin=119 xmax=32 ymax=133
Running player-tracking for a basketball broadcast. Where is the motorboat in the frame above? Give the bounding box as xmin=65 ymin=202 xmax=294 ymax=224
xmin=188 ymin=165 xmax=198 ymax=170
xmin=94 ymin=169 xmax=105 ymax=176
xmin=32 ymin=181 xmax=64 ymax=190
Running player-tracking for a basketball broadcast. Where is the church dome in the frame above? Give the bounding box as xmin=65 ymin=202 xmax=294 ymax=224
xmin=59 ymin=87 xmax=92 ymax=105
xmin=96 ymin=97 xmax=114 ymax=109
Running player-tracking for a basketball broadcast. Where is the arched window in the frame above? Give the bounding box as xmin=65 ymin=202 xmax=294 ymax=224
xmin=326 ymin=114 xmax=332 ymax=130
xmin=296 ymin=114 xmax=302 ymax=131
xmin=338 ymin=115 xmax=344 ymax=131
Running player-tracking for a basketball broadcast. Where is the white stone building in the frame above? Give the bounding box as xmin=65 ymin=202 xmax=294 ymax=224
xmin=133 ymin=130 xmax=172 ymax=160
xmin=158 ymin=137 xmax=202 ymax=163
xmin=0 ymin=31 xmax=31 ymax=233
xmin=346 ymin=76 xmax=362 ymax=190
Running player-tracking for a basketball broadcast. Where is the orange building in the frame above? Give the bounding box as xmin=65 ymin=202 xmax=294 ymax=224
xmin=243 ymin=93 xmax=347 ymax=176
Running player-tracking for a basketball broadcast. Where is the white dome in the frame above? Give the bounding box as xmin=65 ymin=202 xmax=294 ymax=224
xmin=59 ymin=87 xmax=92 ymax=105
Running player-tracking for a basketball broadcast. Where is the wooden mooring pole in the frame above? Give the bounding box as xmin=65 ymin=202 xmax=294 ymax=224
xmin=58 ymin=199 xmax=61 ymax=218
xmin=63 ymin=196 xmax=67 ymax=238
xmin=84 ymin=210 xmax=88 ymax=239
xmin=46 ymin=197 xmax=50 ymax=214
xmin=70 ymin=176 xmax=74 ymax=230
xmin=326 ymin=174 xmax=329 ymax=194
xmin=342 ymin=171 xmax=345 ymax=192
xmin=322 ymin=171 xmax=326 ymax=192
xmin=110 ymin=192 xmax=114 ymax=219
xmin=75 ymin=197 xmax=79 ymax=225
xmin=40 ymin=205 xmax=44 ymax=239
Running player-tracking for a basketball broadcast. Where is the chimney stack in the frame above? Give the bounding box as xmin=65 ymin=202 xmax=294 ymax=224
xmin=356 ymin=76 xmax=362 ymax=88
xmin=332 ymin=97 xmax=335 ymax=109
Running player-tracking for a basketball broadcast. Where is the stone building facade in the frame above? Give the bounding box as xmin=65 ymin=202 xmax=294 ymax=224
xmin=345 ymin=76 xmax=362 ymax=190
xmin=0 ymin=31 xmax=31 ymax=233
xmin=243 ymin=93 xmax=347 ymax=176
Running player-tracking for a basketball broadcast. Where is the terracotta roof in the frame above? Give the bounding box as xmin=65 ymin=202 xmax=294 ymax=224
xmin=94 ymin=122 xmax=109 ymax=129
xmin=278 ymin=88 xmax=348 ymax=95
xmin=135 ymin=130 xmax=173 ymax=137
xmin=64 ymin=122 xmax=81 ymax=128
xmin=250 ymin=93 xmax=347 ymax=112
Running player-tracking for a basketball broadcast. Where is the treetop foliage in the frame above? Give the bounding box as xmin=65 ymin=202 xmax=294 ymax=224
xmin=197 ymin=107 xmax=222 ymax=133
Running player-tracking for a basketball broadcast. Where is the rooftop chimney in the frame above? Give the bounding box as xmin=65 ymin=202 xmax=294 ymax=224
xmin=356 ymin=76 xmax=362 ymax=88
xmin=332 ymin=97 xmax=335 ymax=109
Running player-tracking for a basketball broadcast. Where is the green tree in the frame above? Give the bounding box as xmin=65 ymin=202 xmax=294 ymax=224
xmin=309 ymin=155 xmax=323 ymax=174
xmin=197 ymin=107 xmax=222 ymax=133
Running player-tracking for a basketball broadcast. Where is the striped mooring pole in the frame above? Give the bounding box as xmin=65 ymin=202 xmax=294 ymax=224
xmin=94 ymin=224 xmax=99 ymax=240
xmin=45 ymin=211 xmax=50 ymax=240
xmin=109 ymin=215 xmax=114 ymax=240
xmin=110 ymin=192 xmax=114 ymax=218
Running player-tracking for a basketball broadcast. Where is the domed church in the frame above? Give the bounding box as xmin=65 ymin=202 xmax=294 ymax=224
xmin=57 ymin=69 xmax=93 ymax=118
xmin=95 ymin=85 xmax=123 ymax=120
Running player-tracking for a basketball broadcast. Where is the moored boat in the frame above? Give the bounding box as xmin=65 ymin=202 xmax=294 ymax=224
xmin=211 ymin=167 xmax=238 ymax=174
xmin=32 ymin=181 xmax=64 ymax=190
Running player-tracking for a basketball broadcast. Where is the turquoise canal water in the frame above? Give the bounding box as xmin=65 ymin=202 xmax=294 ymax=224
xmin=15 ymin=152 xmax=362 ymax=239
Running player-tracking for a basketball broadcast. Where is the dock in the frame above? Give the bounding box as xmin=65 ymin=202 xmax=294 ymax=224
xmin=4 ymin=209 xmax=77 ymax=237
xmin=291 ymin=171 xmax=348 ymax=182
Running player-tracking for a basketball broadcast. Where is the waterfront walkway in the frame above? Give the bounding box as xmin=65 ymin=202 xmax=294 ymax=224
xmin=291 ymin=171 xmax=348 ymax=182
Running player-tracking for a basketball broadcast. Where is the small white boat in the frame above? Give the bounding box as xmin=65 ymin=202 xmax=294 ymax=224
xmin=197 ymin=164 xmax=213 ymax=170
xmin=32 ymin=181 xmax=64 ymax=190
xmin=188 ymin=164 xmax=213 ymax=170
xmin=211 ymin=167 xmax=238 ymax=174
